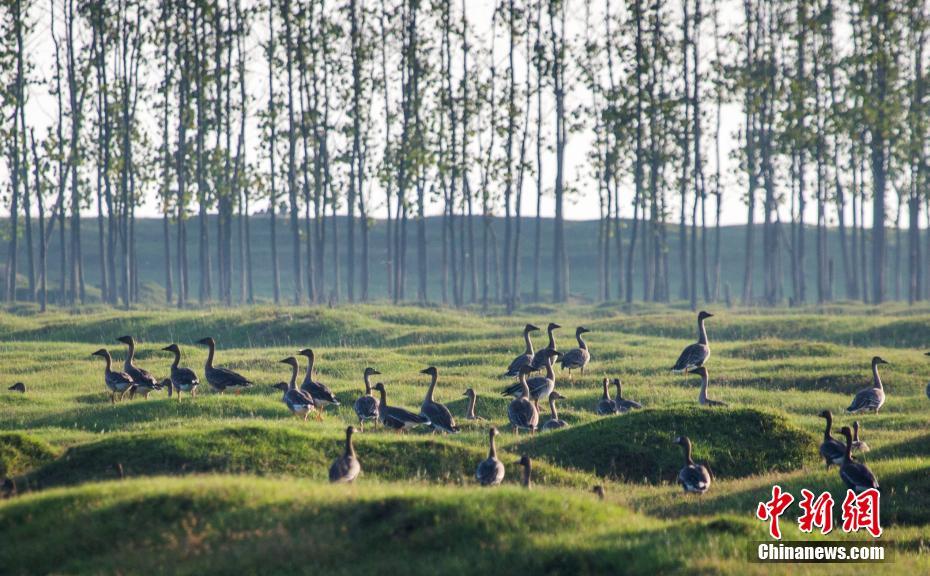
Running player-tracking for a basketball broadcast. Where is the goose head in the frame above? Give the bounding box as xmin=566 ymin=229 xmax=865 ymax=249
xmin=116 ymin=335 xmax=135 ymax=346
xmin=698 ymin=311 xmax=714 ymax=320
xmin=818 ymin=409 xmax=832 ymax=420
xmin=420 ymin=366 xmax=438 ymax=377
xmin=364 ymin=367 xmax=381 ymax=377
xmin=196 ymin=337 xmax=215 ymax=347
xmin=871 ymin=356 xmax=890 ymax=366
xmin=280 ymin=357 xmax=299 ymax=368
xmin=372 ymin=382 xmax=387 ymax=393
xmin=549 ymin=390 xmax=566 ymax=400
xmin=297 ymin=348 xmax=315 ymax=360
xmin=91 ymin=348 xmax=109 ymax=359
xmin=524 ymin=323 xmax=540 ymax=333
xmin=161 ymin=343 xmax=181 ymax=354
xmin=673 ymin=435 xmax=691 ymax=449
xmin=838 ymin=426 xmax=853 ymax=444
xmin=575 ymin=326 xmax=591 ymax=336
xmin=462 ymin=387 xmax=477 ymax=398
xmin=547 ymin=322 xmax=561 ymax=331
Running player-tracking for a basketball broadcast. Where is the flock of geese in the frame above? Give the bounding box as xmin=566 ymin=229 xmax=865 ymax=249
xmin=4 ymin=311 xmax=899 ymax=491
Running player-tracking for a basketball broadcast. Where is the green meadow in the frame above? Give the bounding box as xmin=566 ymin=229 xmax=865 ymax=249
xmin=1 ymin=302 xmax=929 ymax=574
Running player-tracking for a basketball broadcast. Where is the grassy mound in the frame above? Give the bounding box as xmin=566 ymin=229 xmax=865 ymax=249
xmin=26 ymin=424 xmax=584 ymax=489
xmin=0 ymin=476 xmax=764 ymax=575
xmin=724 ymin=339 xmax=838 ymax=361
xmin=0 ymin=432 xmax=57 ymax=477
xmin=517 ymin=408 xmax=817 ymax=483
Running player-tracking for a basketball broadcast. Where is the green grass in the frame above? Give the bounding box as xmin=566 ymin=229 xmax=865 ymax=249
xmin=2 ymin=303 xmax=930 ymax=574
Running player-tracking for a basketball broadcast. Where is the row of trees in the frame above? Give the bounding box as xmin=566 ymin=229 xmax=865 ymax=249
xmin=1 ymin=0 xmax=928 ymax=309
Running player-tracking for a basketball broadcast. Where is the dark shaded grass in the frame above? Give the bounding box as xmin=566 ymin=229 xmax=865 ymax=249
xmin=0 ymin=432 xmax=57 ymax=477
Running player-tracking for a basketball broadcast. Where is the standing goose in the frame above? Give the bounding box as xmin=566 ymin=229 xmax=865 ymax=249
xmin=852 ymin=421 xmax=871 ymax=453
xmin=596 ymin=377 xmax=619 ymax=415
xmin=529 ymin=322 xmax=561 ymax=371
xmin=274 ymin=357 xmax=317 ymax=421
xmin=353 ymin=367 xmax=381 ymax=428
xmin=671 ymin=311 xmax=713 ymax=373
xmin=518 ymin=455 xmax=532 ymax=489
xmin=501 ymin=349 xmax=561 ymax=404
xmin=507 ymin=366 xmax=540 ymax=434
xmin=462 ymin=388 xmax=486 ymax=421
xmin=674 ymin=436 xmax=712 ymax=494
xmin=419 ymin=367 xmax=459 ymax=434
xmin=692 ymin=367 xmax=727 ymax=407
xmin=592 ymin=485 xmax=606 ymax=500
xmin=372 ymin=382 xmax=430 ymax=432
xmin=559 ymin=327 xmax=592 ymax=381
xmin=541 ymin=390 xmax=568 ymax=431
xmin=298 ymin=348 xmax=340 ymax=414
xmin=613 ymin=379 xmax=643 ymax=411
xmin=838 ymin=426 xmax=879 ymax=493
xmin=329 ymin=426 xmax=361 ymax=483
xmin=161 ymin=344 xmax=200 ymax=401
xmin=196 ymin=337 xmax=253 ymax=394
xmin=818 ymin=410 xmax=846 ymax=468
xmin=7 ymin=383 xmax=25 ymax=393
xmin=504 ymin=324 xmax=540 ymax=378
xmin=91 ymin=349 xmax=135 ymax=404
xmin=475 ymin=427 xmax=506 ymax=486
xmin=846 ymin=356 xmax=889 ymax=413
xmin=116 ymin=336 xmax=163 ymax=399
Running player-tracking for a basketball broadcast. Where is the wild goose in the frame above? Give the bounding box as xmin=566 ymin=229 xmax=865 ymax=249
xmin=613 ymin=379 xmax=643 ymax=412
xmin=595 ymin=377 xmax=619 ymax=415
xmin=462 ymin=388 xmax=486 ymax=421
xmin=507 ymin=366 xmax=540 ymax=434
xmin=852 ymin=421 xmax=871 ymax=453
xmin=592 ymin=485 xmax=605 ymax=500
xmin=559 ymin=327 xmax=592 ymax=381
xmin=671 ymin=311 xmax=713 ymax=373
xmin=692 ymin=367 xmax=727 ymax=407
xmin=161 ymin=344 xmax=200 ymax=401
xmin=504 ymin=324 xmax=540 ymax=378
xmin=674 ymin=436 xmax=712 ymax=494
xmin=518 ymin=455 xmax=532 ymax=489
xmin=838 ymin=426 xmax=879 ymax=493
xmin=475 ymin=427 xmax=506 ymax=486
xmin=91 ymin=349 xmax=135 ymax=403
xmin=197 ymin=337 xmax=252 ymax=394
xmin=419 ymin=367 xmax=459 ymax=434
xmin=7 ymin=382 xmax=25 ymax=393
xmin=818 ymin=410 xmax=846 ymax=468
xmin=501 ymin=349 xmax=561 ymax=404
xmin=846 ymin=356 xmax=889 ymax=413
xmin=298 ymin=348 xmax=340 ymax=414
xmin=372 ymin=382 xmax=431 ymax=432
xmin=529 ymin=322 xmax=561 ymax=371
xmin=116 ymin=336 xmax=163 ymax=399
xmin=541 ymin=390 xmax=568 ymax=431
xmin=329 ymin=426 xmax=362 ymax=483
xmin=274 ymin=357 xmax=317 ymax=421
xmin=353 ymin=367 xmax=381 ymax=428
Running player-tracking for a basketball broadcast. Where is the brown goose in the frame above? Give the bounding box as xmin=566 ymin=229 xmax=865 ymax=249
xmin=273 ymin=357 xmax=317 ymax=421
xmin=475 ymin=427 xmax=506 ymax=486
xmin=838 ymin=426 xmax=879 ymax=493
xmin=372 ymin=382 xmax=431 ymax=432
xmin=116 ymin=336 xmax=163 ymax=399
xmin=353 ymin=367 xmax=381 ymax=428
xmin=518 ymin=455 xmax=532 ymax=489
xmin=592 ymin=485 xmax=605 ymax=500
xmin=508 ymin=366 xmax=540 ymax=434
xmin=671 ymin=311 xmax=712 ymax=372
xmin=541 ymin=390 xmax=568 ymax=431
xmin=501 ymin=349 xmax=560 ymax=404
xmin=329 ymin=426 xmax=361 ymax=483
xmin=846 ymin=356 xmax=888 ymax=414
xmin=674 ymin=436 xmax=712 ymax=494
xmin=818 ymin=410 xmax=846 ymax=468
xmin=529 ymin=322 xmax=561 ymax=371
xmin=852 ymin=421 xmax=870 ymax=453
xmin=692 ymin=367 xmax=726 ymax=407
xmin=196 ymin=337 xmax=253 ymax=394
xmin=419 ymin=367 xmax=459 ymax=434
xmin=161 ymin=344 xmax=200 ymax=401
xmin=462 ymin=388 xmax=486 ymax=421
xmin=91 ymin=349 xmax=135 ymax=403
xmin=7 ymin=382 xmax=25 ymax=393
xmin=613 ymin=379 xmax=643 ymax=411
xmin=559 ymin=327 xmax=591 ymax=381
xmin=504 ymin=324 xmax=540 ymax=377
xmin=595 ymin=377 xmax=618 ymax=415
xmin=298 ymin=348 xmax=340 ymax=413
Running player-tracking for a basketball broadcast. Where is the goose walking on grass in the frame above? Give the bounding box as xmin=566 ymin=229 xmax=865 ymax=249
xmin=529 ymin=323 xmax=561 ymax=372
xmin=559 ymin=327 xmax=591 ymax=381
xmin=329 ymin=426 xmax=361 ymax=483
xmin=353 ymin=368 xmax=381 ymax=429
xmin=116 ymin=336 xmax=163 ymax=399
xmin=692 ymin=367 xmax=726 ymax=407
xmin=161 ymin=344 xmax=200 ymax=401
xmin=852 ymin=421 xmax=871 ymax=453
xmin=501 ymin=349 xmax=560 ymax=405
xmin=518 ymin=455 xmax=532 ymax=489
xmin=504 ymin=324 xmax=540 ymax=378
xmin=846 ymin=356 xmax=889 ymax=414
xmin=476 ymin=427 xmax=506 ymax=486
xmin=298 ymin=349 xmax=340 ymax=415
xmin=508 ymin=366 xmax=540 ymax=434
xmin=419 ymin=367 xmax=459 ymax=434
xmin=372 ymin=382 xmax=431 ymax=432
xmin=671 ymin=311 xmax=713 ymax=373
xmin=91 ymin=349 xmax=135 ymax=404
xmin=7 ymin=382 xmax=25 ymax=393
xmin=196 ymin=337 xmax=252 ymax=394
xmin=674 ymin=436 xmax=712 ymax=494
xmin=273 ymin=357 xmax=317 ymax=421
xmin=596 ymin=378 xmax=618 ymax=415
xmin=838 ymin=426 xmax=879 ymax=493
xmin=541 ymin=390 xmax=568 ymax=431
xmin=613 ymin=379 xmax=643 ymax=412
xmin=462 ymin=388 xmax=485 ymax=421
xmin=818 ymin=410 xmax=847 ymax=468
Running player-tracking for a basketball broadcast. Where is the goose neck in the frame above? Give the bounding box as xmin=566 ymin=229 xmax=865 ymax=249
xmin=488 ymin=431 xmax=497 ymax=459
xmin=424 ymin=372 xmax=438 ymax=404
xmin=871 ymin=363 xmax=883 ymax=389
xmin=522 ymin=462 xmax=532 ymax=488
xmin=697 ymin=316 xmax=708 ymax=345
xmin=102 ymin=351 xmax=113 ymax=373
xmin=698 ymin=372 xmax=709 ymax=402
xmin=125 ymin=341 xmax=136 ymax=367
xmin=363 ymin=373 xmax=372 ymax=394
xmin=523 ymin=330 xmax=534 ymax=355
xmin=576 ymin=331 xmax=587 ymax=350
xmin=302 ymin=356 xmax=315 ymax=386
xmin=549 ymin=396 xmax=559 ymax=420
xmin=547 ymin=326 xmax=557 ymax=349
xmin=204 ymin=342 xmax=215 ymax=369
xmin=544 ymin=355 xmax=555 ymax=379
xmin=823 ymin=413 xmax=833 ymax=439
xmin=376 ymin=386 xmax=388 ymax=407
xmin=288 ymin=363 xmax=299 ymax=391
xmin=843 ymin=432 xmax=852 ymax=462
xmin=601 ymin=380 xmax=610 ymax=400
xmin=170 ymin=349 xmax=181 ymax=369
xmin=519 ymin=372 xmax=531 ymax=398
xmin=683 ymin=440 xmax=694 ymax=466
xmin=345 ymin=430 xmax=356 ymax=458
xmin=467 ymin=394 xmax=477 ymax=419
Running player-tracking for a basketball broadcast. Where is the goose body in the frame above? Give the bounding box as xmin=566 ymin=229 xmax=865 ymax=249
xmin=693 ymin=367 xmax=727 ymax=407
xmin=596 ymin=378 xmax=618 ymax=415
xmin=846 ymin=357 xmax=888 ymax=413
xmin=541 ymin=390 xmax=568 ymax=431
xmin=852 ymin=421 xmax=870 ymax=453
xmin=7 ymin=382 xmax=25 ymax=393
xmin=353 ymin=368 xmax=381 ymax=427
xmin=529 ymin=323 xmax=561 ymax=371
xmin=197 ymin=337 xmax=252 ymax=394
xmin=501 ymin=349 xmax=559 ymax=402
xmin=559 ymin=327 xmax=591 ymax=378
xmin=504 ymin=324 xmax=540 ymax=378
xmin=675 ymin=436 xmax=712 ymax=494
xmin=162 ymin=344 xmax=200 ymax=400
xmin=329 ymin=426 xmax=361 ymax=483
xmin=818 ymin=410 xmax=847 ymax=468
xmin=613 ymin=379 xmax=643 ymax=411
xmin=117 ymin=336 xmax=163 ymax=399
xmin=838 ymin=426 xmax=879 ymax=493
xmin=92 ymin=349 xmax=135 ymax=403
xmin=419 ymin=367 xmax=459 ymax=434
xmin=476 ymin=428 xmax=506 ymax=486
xmin=275 ymin=357 xmax=317 ymax=420
xmin=508 ymin=367 xmax=539 ymax=433
xmin=671 ymin=311 xmax=712 ymax=373
xmin=373 ymin=383 xmax=431 ymax=432
xmin=298 ymin=349 xmax=340 ymax=412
